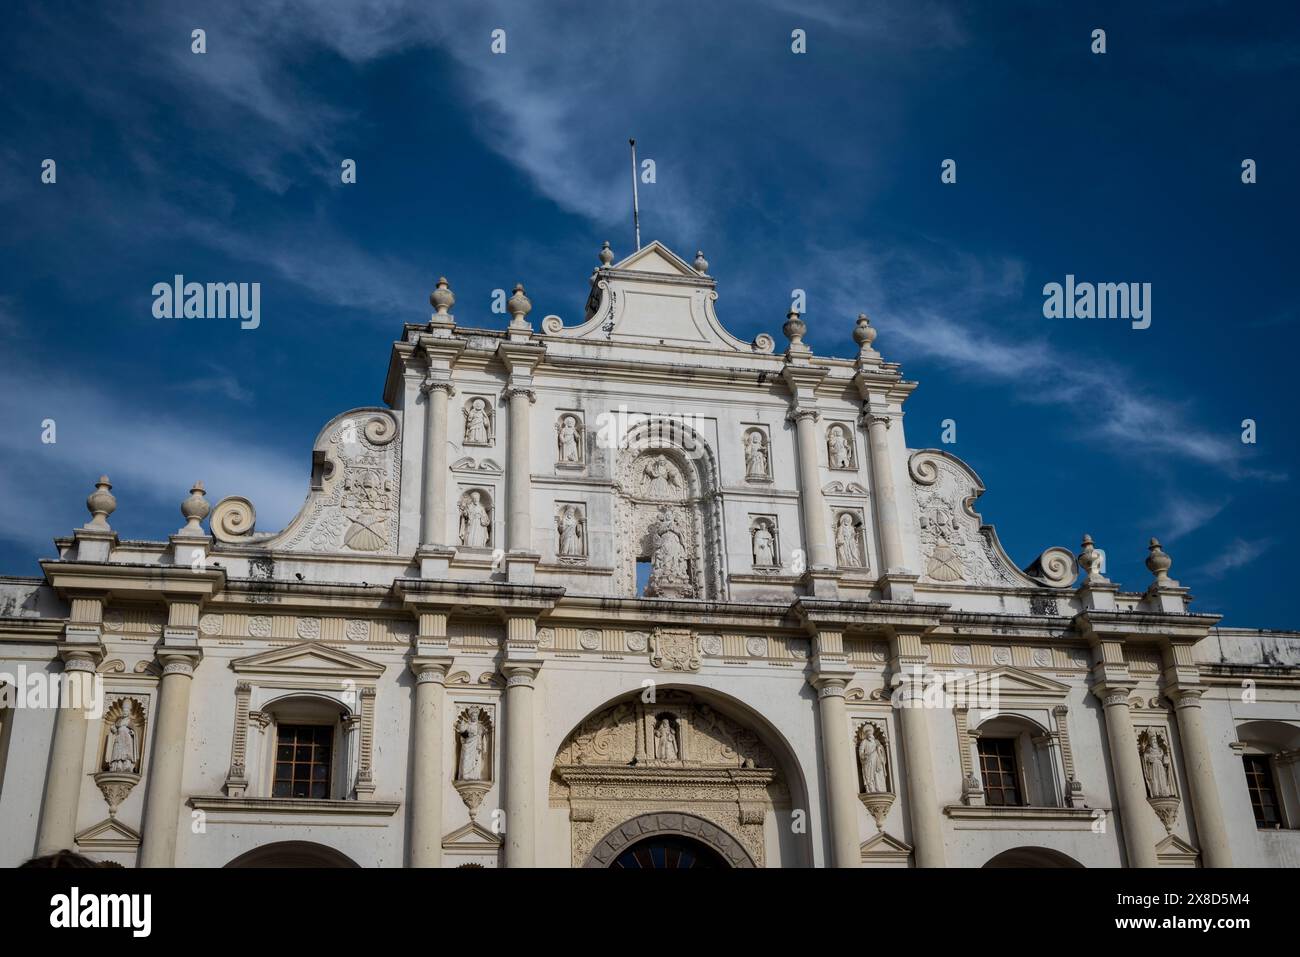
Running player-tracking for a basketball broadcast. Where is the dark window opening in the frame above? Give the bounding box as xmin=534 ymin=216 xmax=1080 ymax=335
xmin=1243 ymin=754 xmax=1283 ymax=828
xmin=978 ymin=737 xmax=1023 ymax=807
xmin=273 ymin=724 xmax=333 ymax=800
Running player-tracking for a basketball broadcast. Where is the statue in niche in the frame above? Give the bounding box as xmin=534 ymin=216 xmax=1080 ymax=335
xmin=464 ymin=398 xmax=492 ymax=445
xmin=557 ymin=505 xmax=585 ymax=558
xmin=649 ymin=512 xmax=689 ymax=585
xmin=455 ymin=706 xmax=491 ymax=782
xmin=653 ymin=716 xmax=680 ymax=762
xmin=105 ymin=714 xmax=139 ymax=773
xmin=835 ymin=513 xmax=863 ymax=567
xmin=1140 ymin=729 xmax=1175 ymax=798
xmin=856 ymin=722 xmax=889 ymax=794
xmin=751 ymin=519 xmax=776 ymax=567
xmin=458 ymin=490 xmax=492 ymax=548
xmin=744 ymin=431 xmax=769 ymax=480
xmin=827 ymin=424 xmax=853 ymax=469
xmin=556 ymin=415 xmax=582 ymax=464
xmin=641 ymin=456 xmax=682 ymax=499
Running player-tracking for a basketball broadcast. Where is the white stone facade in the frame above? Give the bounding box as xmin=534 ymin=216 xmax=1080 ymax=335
xmin=1 ymin=241 xmax=1298 ymax=868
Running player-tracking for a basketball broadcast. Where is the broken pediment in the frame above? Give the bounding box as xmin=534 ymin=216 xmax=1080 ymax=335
xmin=230 ymin=641 xmax=386 ymax=680
xmin=543 ymin=240 xmax=776 ymax=354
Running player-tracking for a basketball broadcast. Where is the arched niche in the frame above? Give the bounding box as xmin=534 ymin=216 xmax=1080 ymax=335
xmin=612 ymin=417 xmax=724 ymax=599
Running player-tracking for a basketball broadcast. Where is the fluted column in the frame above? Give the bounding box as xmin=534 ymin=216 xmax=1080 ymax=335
xmin=503 ymin=662 xmax=540 ymax=867
xmin=789 ymin=407 xmax=834 ymax=570
xmin=138 ymin=646 xmax=201 ymax=867
xmin=408 ymin=656 xmax=451 ymax=867
xmin=35 ymin=644 xmax=102 ymax=855
xmin=419 ymin=380 xmax=454 ymax=548
xmin=1170 ymin=689 xmax=1232 ymax=867
xmin=1096 ymin=683 xmax=1160 ymax=867
xmin=890 ymin=629 xmax=946 ymax=866
xmin=812 ymin=675 xmax=861 ymax=867
xmin=505 ymin=386 xmax=535 ymax=553
xmin=862 ymin=411 xmax=906 ymax=573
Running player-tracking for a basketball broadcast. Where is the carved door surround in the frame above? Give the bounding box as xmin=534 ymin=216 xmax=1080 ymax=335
xmin=551 ymin=690 xmax=788 ymax=867
xmin=611 ymin=417 xmax=725 ymax=599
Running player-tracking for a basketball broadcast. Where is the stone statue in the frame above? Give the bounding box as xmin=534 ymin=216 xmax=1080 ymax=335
xmin=835 ymin=513 xmax=863 ymax=567
xmin=455 ymin=706 xmax=490 ymax=781
xmin=857 ymin=723 xmax=888 ymax=793
xmin=744 ymin=431 xmax=769 ymax=479
xmin=1141 ymin=730 xmax=1175 ymax=798
xmin=464 ymin=398 xmax=491 ymax=445
xmin=641 ymin=457 xmax=682 ymax=499
xmin=827 ymin=425 xmax=852 ymax=469
xmin=752 ymin=520 xmax=776 ymax=566
xmin=556 ymin=415 xmax=582 ymax=463
xmin=458 ymin=491 xmax=491 ymax=548
xmin=105 ymin=714 xmax=138 ymax=773
xmin=651 ymin=516 xmax=688 ymax=582
xmin=557 ymin=505 xmax=585 ymax=558
xmin=653 ymin=717 xmax=679 ymax=762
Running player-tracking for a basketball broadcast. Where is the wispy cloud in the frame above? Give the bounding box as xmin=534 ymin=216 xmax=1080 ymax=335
xmin=1194 ymin=537 xmax=1274 ymax=581
xmin=1150 ymin=497 xmax=1228 ymax=542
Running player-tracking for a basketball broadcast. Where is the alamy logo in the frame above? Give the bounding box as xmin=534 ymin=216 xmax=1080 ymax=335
xmin=49 ymin=887 xmax=151 ymax=937
xmin=152 ymin=274 xmax=260 ymax=329
xmin=1042 ymin=274 xmax=1151 ymax=329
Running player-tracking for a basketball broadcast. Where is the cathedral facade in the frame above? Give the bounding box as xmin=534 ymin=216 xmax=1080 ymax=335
xmin=1 ymin=241 xmax=1297 ymax=868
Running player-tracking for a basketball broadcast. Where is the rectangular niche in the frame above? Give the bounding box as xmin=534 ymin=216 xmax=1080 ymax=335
xmin=825 ymin=421 xmax=859 ymax=471
xmin=554 ymin=501 xmax=588 ymax=563
xmin=740 ymin=424 xmax=773 ymax=483
xmin=830 ymin=506 xmax=869 ymax=571
xmin=554 ymin=410 xmax=586 ymax=470
xmin=459 ymin=394 xmax=497 ymax=448
xmin=455 ymin=483 xmax=499 ymax=553
xmin=748 ymin=514 xmax=781 ymax=570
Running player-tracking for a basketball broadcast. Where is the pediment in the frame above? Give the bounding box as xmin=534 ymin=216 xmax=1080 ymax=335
xmin=860 ymin=831 xmax=912 ymax=864
xmin=76 ymin=816 xmax=141 ymax=849
xmin=231 ymin=641 xmax=385 ymax=679
xmin=946 ymin=666 xmax=1071 ymax=699
xmin=612 ymin=240 xmax=701 ymax=277
xmin=442 ymin=820 xmax=502 ymax=851
xmin=1155 ymin=833 xmax=1199 ymax=866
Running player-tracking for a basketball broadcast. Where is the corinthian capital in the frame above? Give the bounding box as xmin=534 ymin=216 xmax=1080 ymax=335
xmin=786 ymin=405 xmax=820 ymax=424
xmin=503 ymin=386 xmax=537 ymax=404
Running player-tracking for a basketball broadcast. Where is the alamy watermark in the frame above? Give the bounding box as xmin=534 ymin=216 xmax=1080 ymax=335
xmin=1042 ymin=274 xmax=1150 ymax=330
xmin=0 ymin=665 xmax=103 ymax=718
xmin=152 ymin=274 xmax=260 ymax=329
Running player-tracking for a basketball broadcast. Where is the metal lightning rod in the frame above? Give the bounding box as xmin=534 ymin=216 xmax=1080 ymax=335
xmin=629 ymin=138 xmax=642 ymax=251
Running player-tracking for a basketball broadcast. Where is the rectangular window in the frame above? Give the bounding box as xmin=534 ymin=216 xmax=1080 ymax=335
xmin=273 ymin=724 xmax=334 ymax=799
xmin=978 ymin=738 xmax=1023 ymax=807
xmin=1243 ymin=754 xmax=1282 ymax=828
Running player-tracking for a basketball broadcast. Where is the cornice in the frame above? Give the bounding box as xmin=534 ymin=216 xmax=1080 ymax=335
xmin=40 ymin=560 xmax=225 ymax=602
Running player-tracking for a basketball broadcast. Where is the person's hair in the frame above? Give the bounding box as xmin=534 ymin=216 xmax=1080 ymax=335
xmin=20 ymin=849 xmax=115 ymax=868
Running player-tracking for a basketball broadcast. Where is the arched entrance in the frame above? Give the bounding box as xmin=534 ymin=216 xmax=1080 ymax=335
xmin=552 ymin=688 xmax=801 ymax=867
xmin=585 ymin=812 xmax=754 ymax=868
xmin=225 ymin=841 xmax=359 ymax=868
xmin=983 ymin=846 xmax=1084 ymax=868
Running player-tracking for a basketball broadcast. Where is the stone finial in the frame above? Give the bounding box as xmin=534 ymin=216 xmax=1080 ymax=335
xmin=507 ymin=283 xmax=532 ymax=327
xmin=599 ymin=241 xmax=614 ymax=267
xmin=853 ymin=312 xmax=878 ymax=359
xmin=693 ymin=250 xmax=709 ymax=274
xmin=179 ymin=482 xmax=211 ymax=536
xmin=1078 ymin=534 xmax=1109 ymax=585
xmin=783 ymin=310 xmax=809 ymax=355
xmin=1145 ymin=537 xmax=1178 ymax=587
xmin=429 ymin=277 xmax=455 ymax=318
xmin=85 ymin=475 xmax=117 ymax=530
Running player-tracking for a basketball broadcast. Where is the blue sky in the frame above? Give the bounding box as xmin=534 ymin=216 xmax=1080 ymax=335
xmin=1 ymin=1 xmax=1295 ymax=627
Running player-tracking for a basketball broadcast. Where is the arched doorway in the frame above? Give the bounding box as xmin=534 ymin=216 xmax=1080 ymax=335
xmin=983 ymin=846 xmax=1084 ymax=868
xmin=613 ymin=837 xmax=727 ymax=869
xmin=225 ymin=841 xmax=359 ymax=868
xmin=584 ymin=812 xmax=754 ymax=868
xmin=553 ymin=688 xmax=800 ymax=867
